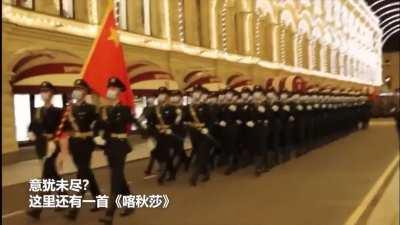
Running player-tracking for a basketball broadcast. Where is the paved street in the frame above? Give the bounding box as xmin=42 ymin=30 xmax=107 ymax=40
xmin=2 ymin=119 xmax=399 ymax=225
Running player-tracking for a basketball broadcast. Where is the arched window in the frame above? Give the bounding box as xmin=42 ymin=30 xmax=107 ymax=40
xmin=142 ymin=0 xmax=152 ymax=35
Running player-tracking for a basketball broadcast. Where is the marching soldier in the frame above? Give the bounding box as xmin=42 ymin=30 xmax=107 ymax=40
xmin=140 ymin=95 xmax=158 ymax=178
xmin=26 ymin=81 xmax=63 ymax=220
xmin=266 ymin=90 xmax=281 ymax=166
xmin=64 ymin=79 xmax=102 ymax=220
xmin=169 ymin=90 xmax=190 ymax=178
xmin=182 ymin=85 xmax=216 ymax=186
xmin=278 ymin=91 xmax=293 ymax=162
xmin=245 ymin=85 xmax=272 ymax=175
xmin=218 ymin=88 xmax=241 ymax=175
xmin=96 ymin=77 xmax=139 ymax=225
xmin=237 ymin=87 xmax=254 ymax=167
xmin=145 ymin=87 xmax=178 ymax=185
xmin=290 ymin=93 xmax=307 ymax=156
xmin=206 ymin=91 xmax=221 ymax=169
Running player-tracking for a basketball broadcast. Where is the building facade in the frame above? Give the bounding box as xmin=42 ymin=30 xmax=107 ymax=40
xmin=2 ymin=0 xmax=383 ymax=153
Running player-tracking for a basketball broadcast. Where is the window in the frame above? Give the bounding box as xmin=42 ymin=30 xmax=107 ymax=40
xmin=114 ymin=0 xmax=128 ymax=30
xmin=60 ymin=0 xmax=74 ymax=19
xmin=13 ymin=94 xmax=31 ymax=142
xmin=142 ymin=0 xmax=151 ymax=35
xmin=14 ymin=0 xmax=34 ymax=9
xmin=34 ymin=94 xmax=63 ymax=108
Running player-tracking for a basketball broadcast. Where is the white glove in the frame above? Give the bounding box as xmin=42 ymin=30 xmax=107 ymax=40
xmin=228 ymin=105 xmax=237 ymax=111
xmin=175 ymin=115 xmax=182 ymax=124
xmin=322 ymin=104 xmax=326 ymax=108
xmin=272 ymin=105 xmax=279 ymax=112
xmin=94 ymin=136 xmax=106 ymax=146
xmin=296 ymin=105 xmax=303 ymax=111
xmin=289 ymin=116 xmax=295 ymax=122
xmin=165 ymin=129 xmax=172 ymax=135
xmin=283 ymin=105 xmax=290 ymax=112
xmin=314 ymin=104 xmax=319 ymax=108
xmin=28 ymin=132 xmax=36 ymax=141
xmin=219 ymin=121 xmax=227 ymax=127
xmin=201 ymin=128 xmax=209 ymax=134
xmin=258 ymin=106 xmax=266 ymax=113
xmin=246 ymin=121 xmax=255 ymax=127
xmin=307 ymin=105 xmax=312 ymax=110
xmin=236 ymin=120 xmax=242 ymax=125
xmin=263 ymin=120 xmax=269 ymax=125
xmin=147 ymin=137 xmax=156 ymax=149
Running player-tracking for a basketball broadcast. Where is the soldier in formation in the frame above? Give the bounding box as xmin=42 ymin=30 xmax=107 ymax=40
xmin=26 ymin=78 xmax=373 ymax=224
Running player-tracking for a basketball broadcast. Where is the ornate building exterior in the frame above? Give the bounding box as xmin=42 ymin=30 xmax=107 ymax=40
xmin=2 ymin=0 xmax=383 ymax=153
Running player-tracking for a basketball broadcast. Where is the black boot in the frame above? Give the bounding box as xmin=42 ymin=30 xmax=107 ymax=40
xmin=189 ymin=176 xmax=197 ymax=186
xmin=224 ymin=164 xmax=238 ymax=175
xmin=201 ymin=174 xmax=210 ymax=182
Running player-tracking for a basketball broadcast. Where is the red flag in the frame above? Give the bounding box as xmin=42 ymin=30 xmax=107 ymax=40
xmin=81 ymin=3 xmax=133 ymax=107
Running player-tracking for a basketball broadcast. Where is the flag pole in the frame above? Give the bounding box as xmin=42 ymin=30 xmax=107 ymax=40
xmin=80 ymin=0 xmax=114 ymax=77
xmin=81 ymin=0 xmax=114 ymax=107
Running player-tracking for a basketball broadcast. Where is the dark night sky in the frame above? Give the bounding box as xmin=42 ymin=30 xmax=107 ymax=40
xmin=364 ymin=0 xmax=400 ymax=52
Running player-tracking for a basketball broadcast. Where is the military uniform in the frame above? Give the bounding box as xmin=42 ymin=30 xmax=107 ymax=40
xmin=217 ymin=89 xmax=241 ymax=175
xmin=268 ymin=92 xmax=283 ymax=165
xmin=182 ymin=87 xmax=216 ymax=185
xmin=245 ymin=86 xmax=272 ymax=175
xmin=27 ymin=82 xmax=63 ymax=219
xmin=169 ymin=90 xmax=190 ymax=177
xmin=237 ymin=87 xmax=254 ymax=167
xmin=279 ymin=94 xmax=296 ymax=161
xmin=293 ymin=95 xmax=307 ymax=156
xmin=97 ymin=77 xmax=137 ymax=224
xmin=145 ymin=87 xmax=178 ymax=185
xmin=65 ymin=79 xmax=101 ymax=220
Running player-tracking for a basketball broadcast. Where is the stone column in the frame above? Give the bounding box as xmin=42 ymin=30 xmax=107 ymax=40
xmin=268 ymin=22 xmax=278 ymax=62
xmin=209 ymin=0 xmax=219 ymax=49
xmin=303 ymin=34 xmax=310 ymax=69
xmin=127 ymin=0 xmax=144 ymax=34
xmin=150 ymin=0 xmax=169 ymax=39
xmin=225 ymin=4 xmax=238 ymax=54
xmin=2 ymin=38 xmax=18 ymax=154
xmin=74 ymin=0 xmax=89 ymax=23
xmin=169 ymin=0 xmax=181 ymax=42
xmin=96 ymin=0 xmax=109 ymax=22
xmin=183 ymin=0 xmax=201 ymax=46
xmin=199 ymin=0 xmax=212 ymax=48
xmin=286 ymin=28 xmax=295 ymax=66
xmin=236 ymin=11 xmax=255 ymax=56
